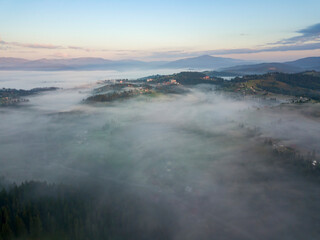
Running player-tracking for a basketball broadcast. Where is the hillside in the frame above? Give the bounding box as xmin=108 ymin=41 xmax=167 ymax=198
xmin=162 ymin=55 xmax=250 ymax=69
xmin=222 ymin=63 xmax=303 ymax=75
xmin=0 ymin=87 xmax=58 ymax=106
xmin=138 ymin=71 xmax=320 ymax=100
xmin=219 ymin=71 xmax=320 ymax=100
xmin=286 ymin=57 xmax=320 ymax=71
xmin=138 ymin=71 xmax=225 ymax=85
xmin=222 ymin=57 xmax=320 ymax=75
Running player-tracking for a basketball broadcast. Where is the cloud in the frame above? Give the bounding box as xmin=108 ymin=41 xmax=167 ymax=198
xmin=205 ymin=42 xmax=320 ymax=55
xmin=0 ymin=38 xmax=140 ymax=55
xmin=68 ymin=46 xmax=92 ymax=52
xmin=298 ymin=23 xmax=320 ymax=36
xmin=146 ymin=43 xmax=320 ymax=59
xmin=50 ymin=52 xmax=71 ymax=58
xmin=146 ymin=50 xmax=193 ymax=59
xmin=18 ymin=43 xmax=61 ymax=49
xmin=144 ymin=23 xmax=320 ymax=59
xmin=271 ymin=23 xmax=320 ymax=45
xmin=0 ymin=39 xmax=96 ymax=51
xmin=1 ymin=39 xmax=62 ymax=49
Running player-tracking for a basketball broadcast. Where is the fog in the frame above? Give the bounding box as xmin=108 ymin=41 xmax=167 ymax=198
xmin=1 ymin=71 xmax=320 ymax=239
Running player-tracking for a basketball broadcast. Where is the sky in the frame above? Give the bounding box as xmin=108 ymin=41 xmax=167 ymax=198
xmin=1 ymin=0 xmax=320 ymax=61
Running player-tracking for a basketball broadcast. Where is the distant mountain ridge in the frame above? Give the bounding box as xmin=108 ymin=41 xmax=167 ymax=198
xmin=0 ymin=57 xmax=148 ymax=71
xmin=286 ymin=57 xmax=320 ymax=70
xmin=162 ymin=55 xmax=253 ymax=69
xmin=1 ymin=56 xmax=320 ymax=72
xmin=0 ymin=55 xmax=251 ymax=71
xmin=222 ymin=57 xmax=320 ymax=74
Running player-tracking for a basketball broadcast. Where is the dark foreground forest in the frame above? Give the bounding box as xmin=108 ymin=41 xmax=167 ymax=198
xmin=0 ymin=180 xmax=176 ymax=240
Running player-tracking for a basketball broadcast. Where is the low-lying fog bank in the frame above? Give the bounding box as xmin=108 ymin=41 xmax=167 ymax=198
xmin=1 ymin=72 xmax=320 ymax=239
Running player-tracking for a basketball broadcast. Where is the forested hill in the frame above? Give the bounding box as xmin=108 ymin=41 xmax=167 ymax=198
xmin=138 ymin=71 xmax=223 ymax=85
xmin=0 ymin=181 xmax=176 ymax=240
xmin=138 ymin=70 xmax=320 ymax=100
xmin=218 ymin=71 xmax=320 ymax=100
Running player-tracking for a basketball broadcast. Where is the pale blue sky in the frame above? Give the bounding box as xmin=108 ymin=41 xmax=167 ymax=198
xmin=1 ymin=0 xmax=320 ymax=60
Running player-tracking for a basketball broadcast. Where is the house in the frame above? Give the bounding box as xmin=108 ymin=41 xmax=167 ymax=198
xmin=170 ymin=79 xmax=177 ymax=84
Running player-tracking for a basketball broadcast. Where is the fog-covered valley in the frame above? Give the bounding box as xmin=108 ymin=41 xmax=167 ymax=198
xmin=1 ymin=71 xmax=320 ymax=240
